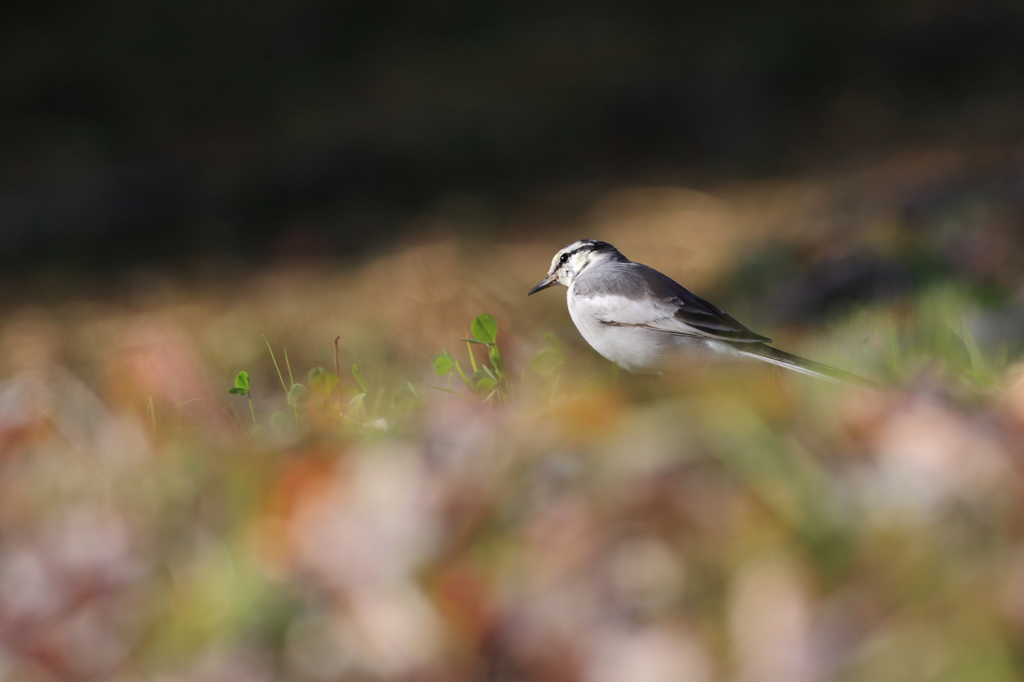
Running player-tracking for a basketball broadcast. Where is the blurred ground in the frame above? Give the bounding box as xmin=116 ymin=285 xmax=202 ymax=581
xmin=2 ymin=144 xmax=1024 ymax=681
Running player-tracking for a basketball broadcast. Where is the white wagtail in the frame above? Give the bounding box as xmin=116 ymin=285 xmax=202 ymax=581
xmin=529 ymin=239 xmax=867 ymax=384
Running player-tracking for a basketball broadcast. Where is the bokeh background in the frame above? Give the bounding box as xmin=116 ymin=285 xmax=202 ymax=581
xmin=4 ymin=2 xmax=1024 ymax=681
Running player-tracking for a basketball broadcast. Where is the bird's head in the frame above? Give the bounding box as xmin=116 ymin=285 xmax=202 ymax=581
xmin=528 ymin=239 xmax=624 ymax=295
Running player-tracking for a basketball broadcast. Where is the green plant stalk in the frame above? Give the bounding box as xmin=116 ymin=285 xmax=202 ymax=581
xmin=466 ymin=340 xmax=478 ymax=373
xmin=491 ymin=343 xmax=511 ymax=398
xmin=246 ymin=392 xmax=257 ymax=426
xmin=489 ymin=343 xmax=504 ymax=379
xmin=283 ymin=347 xmax=295 ymax=386
xmin=282 ymin=347 xmax=298 ymax=419
xmin=147 ymin=396 xmax=157 ymax=432
xmin=443 ymin=371 xmax=452 ymax=415
xmin=178 ymin=397 xmax=239 ymax=429
xmin=454 ymin=361 xmax=472 ymax=390
xmin=263 ymin=335 xmax=289 ymax=394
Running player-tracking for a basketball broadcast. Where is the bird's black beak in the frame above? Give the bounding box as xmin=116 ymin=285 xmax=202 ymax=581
xmin=528 ymin=274 xmax=558 ymax=296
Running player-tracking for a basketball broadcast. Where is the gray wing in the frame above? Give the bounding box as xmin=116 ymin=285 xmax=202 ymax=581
xmin=573 ymin=262 xmax=770 ymax=343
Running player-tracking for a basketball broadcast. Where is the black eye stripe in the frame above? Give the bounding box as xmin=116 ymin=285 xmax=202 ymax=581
xmin=561 ymin=246 xmax=588 ymax=262
xmin=558 ymin=240 xmax=610 ymax=266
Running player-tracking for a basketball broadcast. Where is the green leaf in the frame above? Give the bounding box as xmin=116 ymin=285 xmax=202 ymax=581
xmin=308 ymin=367 xmax=326 ymax=383
xmin=287 ymin=383 xmax=309 ymax=408
xmin=349 ymin=392 xmax=366 ymax=409
xmin=472 ymin=368 xmax=500 ymax=395
xmin=471 ymin=313 xmax=498 ymax=344
xmin=352 ymin=364 xmax=368 ymax=392
xmin=432 ymin=352 xmax=454 ymax=376
xmin=227 ymin=387 xmax=248 ymax=395
xmin=310 ymin=370 xmax=339 ymax=396
xmin=233 ymin=371 xmax=250 ymax=392
xmin=269 ymin=411 xmax=289 ymax=431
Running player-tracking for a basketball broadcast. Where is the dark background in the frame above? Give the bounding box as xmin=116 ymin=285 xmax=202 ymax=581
xmin=3 ymin=0 xmax=1024 ymax=271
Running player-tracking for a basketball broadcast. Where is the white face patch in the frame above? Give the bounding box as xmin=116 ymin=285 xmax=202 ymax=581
xmin=546 ymin=241 xmax=616 ymax=287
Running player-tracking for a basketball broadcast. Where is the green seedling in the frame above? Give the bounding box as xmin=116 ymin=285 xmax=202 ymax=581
xmin=471 ymin=313 xmax=497 ymax=344
xmin=429 ymin=313 xmax=507 ymax=403
xmin=462 ymin=314 xmax=505 ymax=402
xmin=308 ymin=366 xmax=338 ymax=393
xmin=433 ymin=350 xmax=456 ymax=413
xmin=352 ymin=364 xmax=367 ymax=393
xmin=349 ymin=364 xmax=369 ymax=419
xmin=227 ymin=371 xmax=257 ymax=426
xmin=308 ymin=366 xmax=340 ymax=404
xmin=432 ymin=313 xmax=565 ymax=406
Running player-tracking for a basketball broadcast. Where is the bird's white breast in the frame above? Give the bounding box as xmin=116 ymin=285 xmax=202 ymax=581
xmin=566 ymin=281 xmax=742 ymax=372
xmin=566 ymin=286 xmax=672 ymax=372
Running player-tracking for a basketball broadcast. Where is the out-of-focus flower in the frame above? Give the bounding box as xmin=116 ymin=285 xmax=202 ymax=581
xmin=585 ymin=625 xmax=712 ymax=682
xmin=607 ymin=536 xmax=686 ymax=616
xmin=0 ymin=506 xmax=142 ymax=680
xmin=0 ymin=365 xmax=116 ymax=459
xmin=347 ymin=586 xmax=444 ymax=676
xmin=286 ymin=443 xmax=440 ymax=591
xmin=106 ymin=318 xmax=232 ymax=433
xmin=0 ymin=547 xmax=65 ymax=623
xmin=871 ymin=396 xmax=1015 ymax=512
xmin=280 ymin=443 xmax=447 ymax=676
xmin=729 ymin=555 xmax=818 ymax=682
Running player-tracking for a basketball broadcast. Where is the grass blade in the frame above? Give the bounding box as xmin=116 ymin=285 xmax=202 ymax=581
xmin=262 ymin=335 xmax=289 ymax=395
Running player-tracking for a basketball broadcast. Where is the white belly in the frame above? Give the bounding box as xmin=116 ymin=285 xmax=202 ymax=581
xmin=565 ymin=285 xmax=739 ymax=372
xmin=564 ymin=292 xmax=665 ymax=372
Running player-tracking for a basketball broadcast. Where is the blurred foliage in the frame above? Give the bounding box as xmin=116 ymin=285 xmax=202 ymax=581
xmin=4 ymin=5 xmax=1024 ymax=669
xmin=3 ymin=154 xmax=1024 ymax=679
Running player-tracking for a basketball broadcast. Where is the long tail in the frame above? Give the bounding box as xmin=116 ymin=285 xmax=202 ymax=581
xmin=731 ymin=343 xmax=877 ymax=388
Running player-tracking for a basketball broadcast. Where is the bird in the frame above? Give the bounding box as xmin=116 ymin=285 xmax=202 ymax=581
xmin=528 ymin=239 xmax=868 ymax=384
